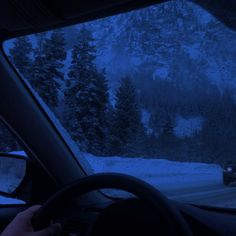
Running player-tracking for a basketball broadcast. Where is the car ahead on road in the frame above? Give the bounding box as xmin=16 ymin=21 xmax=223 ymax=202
xmin=1 ymin=0 xmax=236 ymax=236
xmin=223 ymin=162 xmax=236 ymax=185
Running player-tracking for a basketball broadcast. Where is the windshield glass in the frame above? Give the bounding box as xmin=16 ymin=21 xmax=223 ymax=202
xmin=3 ymin=0 xmax=236 ymax=207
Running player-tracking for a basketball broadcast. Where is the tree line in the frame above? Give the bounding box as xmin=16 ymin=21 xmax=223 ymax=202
xmin=6 ymin=27 xmax=236 ymax=164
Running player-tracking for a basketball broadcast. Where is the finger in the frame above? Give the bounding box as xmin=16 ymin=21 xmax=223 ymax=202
xmin=15 ymin=205 xmax=41 ymax=221
xmin=33 ymin=223 xmax=62 ymax=236
xmin=22 ymin=205 xmax=42 ymax=215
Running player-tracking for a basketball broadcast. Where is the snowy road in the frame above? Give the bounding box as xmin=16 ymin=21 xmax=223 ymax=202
xmin=163 ymin=183 xmax=236 ymax=207
xmin=84 ymin=154 xmax=236 ymax=208
xmin=102 ymin=181 xmax=236 ymax=208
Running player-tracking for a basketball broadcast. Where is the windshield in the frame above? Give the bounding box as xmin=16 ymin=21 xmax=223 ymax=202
xmin=3 ymin=0 xmax=236 ymax=208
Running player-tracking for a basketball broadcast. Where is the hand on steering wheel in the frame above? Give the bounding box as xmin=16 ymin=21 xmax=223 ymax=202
xmin=1 ymin=205 xmax=61 ymax=236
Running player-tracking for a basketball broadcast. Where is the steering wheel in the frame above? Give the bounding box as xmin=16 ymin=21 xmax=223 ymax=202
xmin=32 ymin=173 xmax=193 ymax=236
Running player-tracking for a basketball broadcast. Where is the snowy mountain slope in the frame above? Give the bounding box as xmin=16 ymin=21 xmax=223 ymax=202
xmin=60 ymin=0 xmax=236 ymax=92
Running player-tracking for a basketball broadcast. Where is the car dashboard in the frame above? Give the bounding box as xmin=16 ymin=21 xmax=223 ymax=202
xmin=58 ymin=198 xmax=236 ymax=236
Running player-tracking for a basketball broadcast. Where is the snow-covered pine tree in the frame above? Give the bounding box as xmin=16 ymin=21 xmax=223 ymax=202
xmin=9 ymin=36 xmax=33 ymax=79
xmin=31 ymin=30 xmax=66 ymax=108
xmin=110 ymin=77 xmax=144 ymax=155
xmin=91 ymin=69 xmax=111 ymax=155
xmin=64 ymin=27 xmax=110 ymax=155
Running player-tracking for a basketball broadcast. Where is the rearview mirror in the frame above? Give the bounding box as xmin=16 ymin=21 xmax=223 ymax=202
xmin=0 ymin=154 xmax=26 ymax=195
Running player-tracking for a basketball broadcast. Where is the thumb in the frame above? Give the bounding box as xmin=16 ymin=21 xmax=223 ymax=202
xmin=33 ymin=223 xmax=62 ymax=236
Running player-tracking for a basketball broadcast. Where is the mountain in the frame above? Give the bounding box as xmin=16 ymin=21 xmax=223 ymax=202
xmin=63 ymin=0 xmax=236 ymax=92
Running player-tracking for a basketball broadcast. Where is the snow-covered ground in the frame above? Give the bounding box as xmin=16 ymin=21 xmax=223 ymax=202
xmin=84 ymin=154 xmax=235 ymax=207
xmin=83 ymin=153 xmax=222 ymax=198
xmin=0 ymin=151 xmax=223 ymax=206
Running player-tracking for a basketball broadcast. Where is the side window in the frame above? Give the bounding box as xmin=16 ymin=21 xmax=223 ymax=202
xmin=0 ymin=120 xmax=26 ymax=205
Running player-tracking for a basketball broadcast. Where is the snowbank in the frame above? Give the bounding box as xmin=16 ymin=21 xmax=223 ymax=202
xmin=83 ymin=153 xmax=222 ymax=193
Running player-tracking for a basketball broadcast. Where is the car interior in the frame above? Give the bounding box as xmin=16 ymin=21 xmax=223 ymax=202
xmin=0 ymin=0 xmax=236 ymax=235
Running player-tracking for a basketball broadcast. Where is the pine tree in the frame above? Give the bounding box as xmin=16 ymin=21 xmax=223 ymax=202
xmin=111 ymin=77 xmax=144 ymax=155
xmin=9 ymin=36 xmax=33 ymax=79
xmin=65 ymin=27 xmax=110 ymax=155
xmin=91 ymin=69 xmax=111 ymax=154
xmin=31 ymin=30 xmax=66 ymax=108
